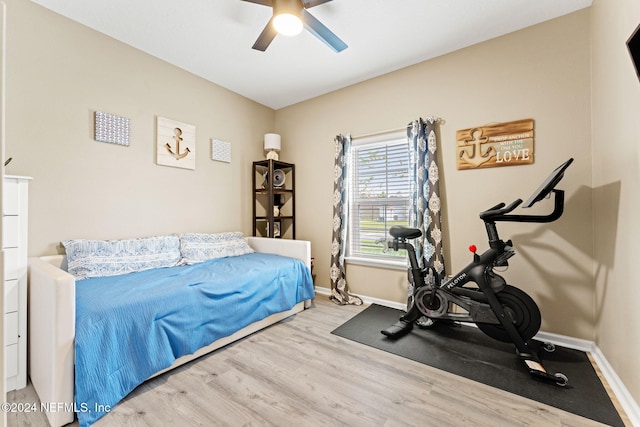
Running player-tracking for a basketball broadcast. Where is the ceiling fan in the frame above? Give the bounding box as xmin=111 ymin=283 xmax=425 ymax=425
xmin=241 ymin=0 xmax=348 ymax=52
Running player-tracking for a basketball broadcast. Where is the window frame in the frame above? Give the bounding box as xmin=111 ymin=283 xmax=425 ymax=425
xmin=344 ymin=130 xmax=409 ymax=270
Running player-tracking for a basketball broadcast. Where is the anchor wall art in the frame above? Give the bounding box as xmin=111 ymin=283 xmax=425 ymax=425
xmin=456 ymin=118 xmax=534 ymax=170
xmin=156 ymin=116 xmax=196 ymax=170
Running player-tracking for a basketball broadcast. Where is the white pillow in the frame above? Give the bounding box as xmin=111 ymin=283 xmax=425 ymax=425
xmin=179 ymin=232 xmax=254 ymax=265
xmin=62 ymin=235 xmax=181 ymax=280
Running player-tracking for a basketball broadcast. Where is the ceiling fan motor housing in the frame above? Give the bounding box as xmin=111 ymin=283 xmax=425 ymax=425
xmin=274 ymin=0 xmax=303 ymax=17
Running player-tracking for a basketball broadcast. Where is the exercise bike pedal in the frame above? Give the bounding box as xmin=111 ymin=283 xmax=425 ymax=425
xmin=381 ymin=319 xmax=413 ymax=339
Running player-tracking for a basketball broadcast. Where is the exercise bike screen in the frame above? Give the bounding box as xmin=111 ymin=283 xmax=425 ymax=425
xmin=523 ymin=158 xmax=573 ymax=208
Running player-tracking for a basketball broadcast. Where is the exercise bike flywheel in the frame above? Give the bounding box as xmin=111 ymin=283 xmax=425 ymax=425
xmin=476 ymin=285 xmax=541 ymax=342
xmin=415 ymin=287 xmax=448 ymax=318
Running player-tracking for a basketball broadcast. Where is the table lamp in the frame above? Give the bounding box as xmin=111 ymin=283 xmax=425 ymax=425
xmin=264 ymin=133 xmax=281 ymax=160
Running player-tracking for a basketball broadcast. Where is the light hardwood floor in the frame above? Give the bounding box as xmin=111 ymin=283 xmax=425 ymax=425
xmin=6 ymin=295 xmax=627 ymax=426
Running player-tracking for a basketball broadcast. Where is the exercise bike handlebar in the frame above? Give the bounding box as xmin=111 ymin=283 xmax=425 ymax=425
xmin=479 ymin=189 xmax=565 ymax=224
xmin=479 ymin=158 xmax=572 ymax=224
xmin=479 ymin=199 xmax=523 ymax=220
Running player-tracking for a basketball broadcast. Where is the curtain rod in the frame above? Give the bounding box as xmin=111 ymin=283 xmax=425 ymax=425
xmin=351 ymin=117 xmax=444 ymax=140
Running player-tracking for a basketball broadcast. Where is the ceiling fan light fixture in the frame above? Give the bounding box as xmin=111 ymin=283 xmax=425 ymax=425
xmin=273 ymin=13 xmax=303 ymax=36
xmin=245 ymin=0 xmax=347 ymax=52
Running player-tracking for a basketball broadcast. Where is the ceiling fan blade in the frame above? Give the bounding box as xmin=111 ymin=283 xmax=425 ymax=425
xmin=252 ymin=18 xmax=278 ymax=51
xmin=301 ymin=9 xmax=347 ymax=52
xmin=302 ymin=0 xmax=333 ymax=8
xmin=240 ymin=0 xmax=273 ymax=6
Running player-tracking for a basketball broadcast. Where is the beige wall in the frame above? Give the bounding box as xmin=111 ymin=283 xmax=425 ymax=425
xmin=591 ymin=0 xmax=640 ymax=405
xmin=4 ymin=0 xmax=275 ymax=256
xmin=277 ymin=10 xmax=594 ymax=340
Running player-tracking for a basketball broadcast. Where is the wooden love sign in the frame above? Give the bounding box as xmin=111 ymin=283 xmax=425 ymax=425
xmin=456 ymin=119 xmax=534 ymax=170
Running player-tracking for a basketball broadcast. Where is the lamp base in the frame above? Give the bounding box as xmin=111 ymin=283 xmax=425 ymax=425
xmin=266 ymin=150 xmax=279 ymax=160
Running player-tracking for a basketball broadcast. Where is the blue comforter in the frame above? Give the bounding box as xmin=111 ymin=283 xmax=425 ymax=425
xmin=74 ymin=252 xmax=314 ymax=426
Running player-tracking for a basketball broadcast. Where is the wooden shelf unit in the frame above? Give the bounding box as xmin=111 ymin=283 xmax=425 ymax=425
xmin=252 ymin=159 xmax=295 ymax=239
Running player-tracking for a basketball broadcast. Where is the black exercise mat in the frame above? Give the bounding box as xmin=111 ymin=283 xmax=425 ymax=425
xmin=331 ymin=304 xmax=624 ymax=427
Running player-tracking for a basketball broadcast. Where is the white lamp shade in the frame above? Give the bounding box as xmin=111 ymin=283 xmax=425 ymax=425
xmin=264 ymin=133 xmax=281 ymax=151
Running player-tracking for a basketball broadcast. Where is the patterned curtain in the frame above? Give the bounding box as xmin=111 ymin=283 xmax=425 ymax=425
xmin=330 ymin=134 xmax=363 ymax=305
xmin=407 ymin=117 xmax=446 ymax=311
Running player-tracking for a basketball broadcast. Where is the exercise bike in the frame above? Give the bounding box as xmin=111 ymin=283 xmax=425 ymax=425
xmin=381 ymin=158 xmax=574 ymax=386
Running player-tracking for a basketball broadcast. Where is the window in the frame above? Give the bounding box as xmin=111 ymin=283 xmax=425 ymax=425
xmin=347 ymin=132 xmax=410 ymax=264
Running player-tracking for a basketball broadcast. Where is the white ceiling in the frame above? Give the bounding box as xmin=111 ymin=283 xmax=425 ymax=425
xmin=30 ymin=0 xmax=592 ymax=109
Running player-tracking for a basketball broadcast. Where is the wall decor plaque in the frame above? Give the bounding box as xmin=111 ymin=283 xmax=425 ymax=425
xmin=456 ymin=118 xmax=534 ymax=170
xmin=211 ymin=139 xmax=231 ymax=163
xmin=156 ymin=116 xmax=196 ymax=170
xmin=95 ymin=111 xmax=130 ymax=146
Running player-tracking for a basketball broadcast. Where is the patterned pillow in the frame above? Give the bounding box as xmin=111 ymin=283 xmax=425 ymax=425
xmin=179 ymin=232 xmax=254 ymax=265
xmin=62 ymin=235 xmax=181 ymax=280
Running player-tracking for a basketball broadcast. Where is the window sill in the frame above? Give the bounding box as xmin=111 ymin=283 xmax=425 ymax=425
xmin=345 ymin=256 xmax=406 ymax=271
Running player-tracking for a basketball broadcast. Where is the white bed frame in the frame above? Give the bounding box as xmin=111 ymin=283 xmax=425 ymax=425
xmin=27 ymin=237 xmax=312 ymax=427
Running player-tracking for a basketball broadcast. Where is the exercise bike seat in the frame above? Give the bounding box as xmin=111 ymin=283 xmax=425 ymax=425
xmin=390 ymin=225 xmax=422 ymax=240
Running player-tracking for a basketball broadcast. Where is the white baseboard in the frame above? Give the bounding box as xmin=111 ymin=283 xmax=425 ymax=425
xmin=534 ymin=331 xmax=639 ymax=426
xmin=314 ymin=285 xmax=407 ymax=310
xmin=590 ymin=346 xmax=640 ymax=426
xmin=314 ymin=286 xmax=640 ymax=426
xmin=534 ymin=330 xmax=595 ymax=352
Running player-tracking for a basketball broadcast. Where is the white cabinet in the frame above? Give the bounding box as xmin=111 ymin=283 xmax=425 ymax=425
xmin=3 ymin=175 xmax=30 ymax=391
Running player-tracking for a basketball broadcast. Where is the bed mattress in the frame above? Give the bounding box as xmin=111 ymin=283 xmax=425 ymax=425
xmin=74 ymin=252 xmax=314 ymax=426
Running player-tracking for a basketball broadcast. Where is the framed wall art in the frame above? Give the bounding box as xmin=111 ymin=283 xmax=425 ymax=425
xmin=211 ymin=139 xmax=231 ymax=163
xmin=456 ymin=118 xmax=534 ymax=170
xmin=156 ymin=116 xmax=196 ymax=170
xmin=94 ymin=111 xmax=130 ymax=146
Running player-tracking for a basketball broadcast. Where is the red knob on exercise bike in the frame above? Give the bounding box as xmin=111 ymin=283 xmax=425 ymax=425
xmin=469 ymin=244 xmax=480 ymax=262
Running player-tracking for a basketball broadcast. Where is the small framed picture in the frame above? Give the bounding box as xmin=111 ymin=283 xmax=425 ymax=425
xmin=211 ymin=139 xmax=232 ymax=163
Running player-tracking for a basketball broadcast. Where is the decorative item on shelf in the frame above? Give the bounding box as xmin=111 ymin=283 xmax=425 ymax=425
xmin=272 ymin=169 xmax=285 ymax=187
xmin=266 ymin=221 xmax=281 ymax=238
xmin=264 ymin=133 xmax=281 ymax=160
xmin=262 ymin=168 xmax=286 ymax=188
xmin=273 ymin=205 xmax=280 ymax=217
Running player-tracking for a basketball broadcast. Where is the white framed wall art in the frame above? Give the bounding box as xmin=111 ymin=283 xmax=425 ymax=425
xmin=156 ymin=116 xmax=196 ymax=170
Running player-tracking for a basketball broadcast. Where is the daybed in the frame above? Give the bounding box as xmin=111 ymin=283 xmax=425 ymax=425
xmin=28 ymin=233 xmax=314 ymax=427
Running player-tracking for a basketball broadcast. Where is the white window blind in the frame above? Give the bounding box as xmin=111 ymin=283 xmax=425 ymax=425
xmin=348 ymin=134 xmax=410 ymax=261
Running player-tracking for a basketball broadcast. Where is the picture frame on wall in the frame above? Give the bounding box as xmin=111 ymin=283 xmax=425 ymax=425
xmin=156 ymin=116 xmax=196 ymax=170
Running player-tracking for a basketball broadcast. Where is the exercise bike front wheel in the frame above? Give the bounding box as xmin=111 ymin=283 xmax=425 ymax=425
xmin=477 ymin=285 xmax=541 ymax=343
